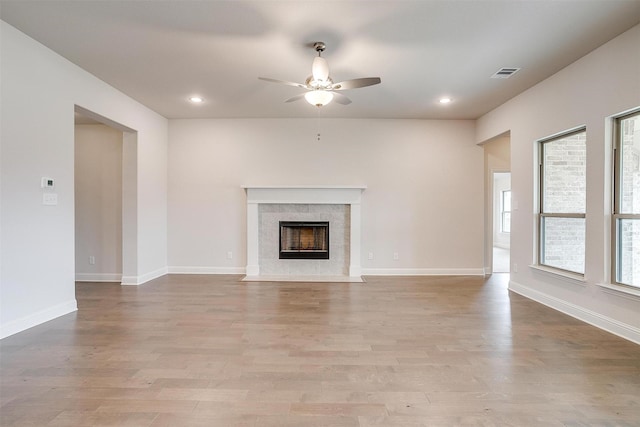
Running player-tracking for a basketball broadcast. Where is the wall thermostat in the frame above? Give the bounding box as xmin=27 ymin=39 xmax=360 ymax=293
xmin=41 ymin=177 xmax=55 ymax=189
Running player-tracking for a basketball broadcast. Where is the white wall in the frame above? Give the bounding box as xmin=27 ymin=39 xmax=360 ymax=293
xmin=0 ymin=21 xmax=168 ymax=338
xmin=74 ymin=124 xmax=123 ymax=281
xmin=477 ymin=24 xmax=640 ymax=343
xmin=168 ymin=118 xmax=484 ymax=275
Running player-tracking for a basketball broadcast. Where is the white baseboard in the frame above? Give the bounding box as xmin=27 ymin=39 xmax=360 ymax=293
xmin=362 ymin=267 xmax=485 ymax=276
xmin=138 ymin=266 xmax=168 ymax=284
xmin=118 ymin=265 xmax=245 ymax=285
xmin=168 ymin=266 xmax=484 ymax=277
xmin=75 ymin=273 xmax=122 ymax=282
xmin=0 ymin=299 xmax=77 ymax=339
xmin=167 ymin=266 xmax=246 ymax=275
xmin=121 ymin=266 xmax=169 ymax=286
xmin=509 ymin=279 xmax=640 ymax=345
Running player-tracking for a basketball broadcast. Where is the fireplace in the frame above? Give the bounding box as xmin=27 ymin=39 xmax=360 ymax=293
xmin=279 ymin=221 xmax=329 ymax=260
xmin=243 ymin=186 xmax=365 ymax=278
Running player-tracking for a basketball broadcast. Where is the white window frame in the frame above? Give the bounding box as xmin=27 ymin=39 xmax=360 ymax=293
xmin=501 ymin=190 xmax=511 ymax=233
xmin=537 ymin=127 xmax=587 ymax=276
xmin=612 ymin=109 xmax=640 ymax=289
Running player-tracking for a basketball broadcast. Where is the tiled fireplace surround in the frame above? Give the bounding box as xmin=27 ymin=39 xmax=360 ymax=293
xmin=243 ymin=186 xmax=365 ymax=279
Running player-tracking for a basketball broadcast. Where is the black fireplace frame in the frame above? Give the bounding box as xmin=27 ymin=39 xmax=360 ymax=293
xmin=279 ymin=221 xmax=330 ymax=260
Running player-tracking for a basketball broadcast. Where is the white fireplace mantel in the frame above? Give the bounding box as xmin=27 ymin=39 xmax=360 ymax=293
xmin=242 ymin=186 xmax=366 ymax=278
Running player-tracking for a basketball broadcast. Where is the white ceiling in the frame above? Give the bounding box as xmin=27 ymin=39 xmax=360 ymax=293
xmin=2 ymin=0 xmax=639 ymax=120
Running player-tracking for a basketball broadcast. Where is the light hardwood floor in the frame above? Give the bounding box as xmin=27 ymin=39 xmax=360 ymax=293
xmin=1 ymin=274 xmax=639 ymax=426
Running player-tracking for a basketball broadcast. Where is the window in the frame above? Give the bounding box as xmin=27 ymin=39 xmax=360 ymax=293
xmin=538 ymin=128 xmax=587 ymax=274
xmin=613 ymin=110 xmax=640 ymax=288
xmin=501 ymin=190 xmax=511 ymax=233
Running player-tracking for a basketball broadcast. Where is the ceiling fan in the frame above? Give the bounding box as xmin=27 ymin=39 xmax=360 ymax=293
xmin=259 ymin=42 xmax=381 ymax=107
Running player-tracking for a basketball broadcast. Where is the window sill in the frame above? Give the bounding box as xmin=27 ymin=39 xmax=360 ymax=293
xmin=597 ymin=282 xmax=640 ymax=300
xmin=529 ymin=264 xmax=586 ymax=286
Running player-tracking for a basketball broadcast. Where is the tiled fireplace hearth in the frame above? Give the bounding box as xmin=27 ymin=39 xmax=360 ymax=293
xmin=242 ymin=186 xmax=365 ymax=281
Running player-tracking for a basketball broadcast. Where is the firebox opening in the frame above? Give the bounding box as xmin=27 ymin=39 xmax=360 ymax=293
xmin=279 ymin=221 xmax=329 ymax=260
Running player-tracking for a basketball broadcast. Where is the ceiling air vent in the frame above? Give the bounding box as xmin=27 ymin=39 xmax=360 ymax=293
xmin=491 ymin=67 xmax=521 ymax=79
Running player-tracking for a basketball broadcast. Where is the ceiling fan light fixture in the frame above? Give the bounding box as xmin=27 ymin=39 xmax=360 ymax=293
xmin=306 ymin=75 xmax=333 ymax=89
xmin=258 ymin=41 xmax=380 ymax=108
xmin=305 ymin=90 xmax=333 ymax=107
xmin=312 ymin=56 xmax=329 ymax=82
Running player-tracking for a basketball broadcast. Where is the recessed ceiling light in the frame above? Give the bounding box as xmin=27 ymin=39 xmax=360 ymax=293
xmin=439 ymin=97 xmax=452 ymax=104
xmin=189 ymin=96 xmax=204 ymax=103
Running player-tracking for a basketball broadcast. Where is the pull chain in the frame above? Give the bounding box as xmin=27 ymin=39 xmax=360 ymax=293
xmin=316 ymin=106 xmax=321 ymax=141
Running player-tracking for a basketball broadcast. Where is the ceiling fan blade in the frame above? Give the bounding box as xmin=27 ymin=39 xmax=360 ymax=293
xmin=331 ymin=92 xmax=352 ymax=105
xmin=259 ymin=77 xmax=306 ymax=89
xmin=331 ymin=77 xmax=381 ymax=90
xmin=284 ymin=93 xmax=307 ymax=103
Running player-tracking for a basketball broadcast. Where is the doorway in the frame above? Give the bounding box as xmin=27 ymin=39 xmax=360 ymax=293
xmin=74 ymin=112 xmax=123 ymax=282
xmin=74 ymin=106 xmax=137 ymax=285
xmin=492 ymin=172 xmax=511 ymax=273
xmin=482 ymin=132 xmax=511 ymax=275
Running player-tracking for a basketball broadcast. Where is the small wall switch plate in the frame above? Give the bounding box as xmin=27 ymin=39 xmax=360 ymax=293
xmin=513 ymin=263 xmax=518 ymax=272
xmin=89 ymin=256 xmax=96 ymax=265
xmin=393 ymin=252 xmax=399 ymax=260
xmin=41 ymin=177 xmax=55 ymax=188
xmin=368 ymin=252 xmax=374 ymax=260
xmin=227 ymin=251 xmax=233 ymax=259
xmin=42 ymin=193 xmax=58 ymax=205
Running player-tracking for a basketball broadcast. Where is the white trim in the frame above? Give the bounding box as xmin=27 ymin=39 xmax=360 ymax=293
xmin=0 ymin=299 xmax=77 ymax=339
xmin=75 ymin=273 xmax=122 ymax=282
xmin=168 ymin=266 xmax=246 ymax=275
xmin=597 ymin=282 xmax=640 ymax=299
xmin=509 ymin=279 xmax=640 ymax=345
xmin=120 ymin=275 xmax=140 ymax=286
xmin=363 ymin=268 xmax=485 ymax=276
xmin=241 ymin=185 xmax=367 ymax=190
xmin=349 ymin=265 xmax=363 ymax=277
xmin=121 ymin=266 xmax=168 ymax=286
xmin=138 ymin=267 xmax=168 ymax=284
xmin=242 ymin=275 xmax=364 ymax=283
xmin=243 ymin=186 xmax=366 ymax=205
xmin=529 ymin=264 xmax=586 ymax=286
xmin=537 ymin=124 xmax=587 ymax=144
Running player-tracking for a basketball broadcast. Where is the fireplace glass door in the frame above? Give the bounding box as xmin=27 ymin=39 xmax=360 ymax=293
xmin=279 ymin=221 xmax=329 ymax=259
